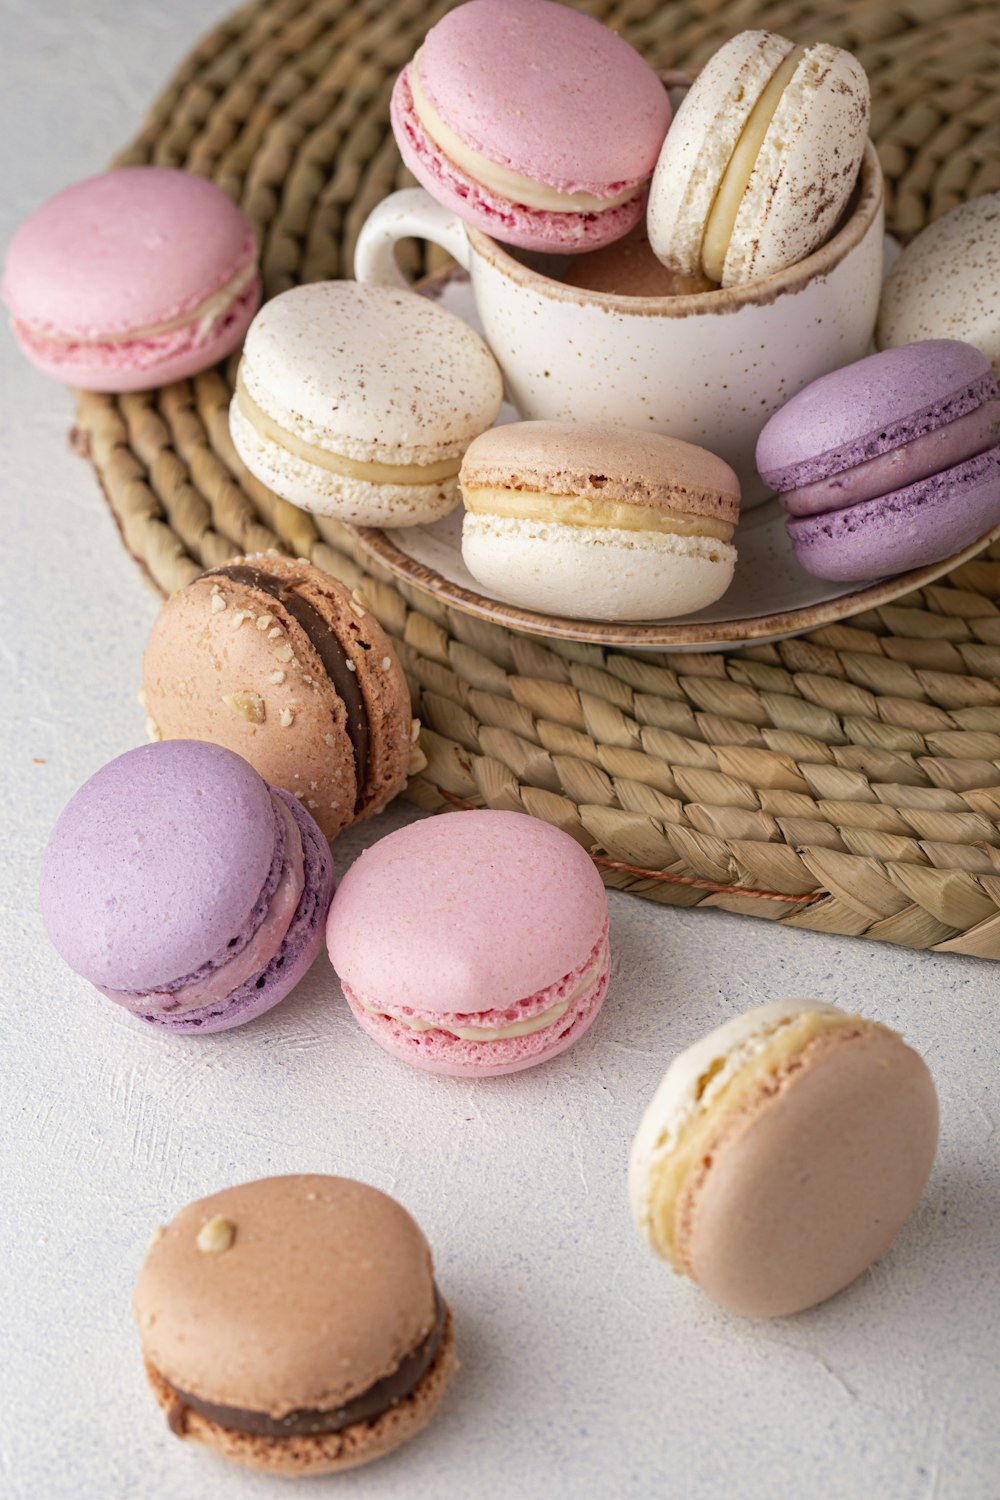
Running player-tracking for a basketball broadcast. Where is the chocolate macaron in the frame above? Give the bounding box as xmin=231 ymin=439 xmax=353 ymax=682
xmin=134 ymin=1175 xmax=456 ymax=1475
xmin=142 ymin=556 xmax=413 ymax=840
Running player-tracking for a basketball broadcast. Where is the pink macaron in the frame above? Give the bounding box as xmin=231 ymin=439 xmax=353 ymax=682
xmin=326 ymin=810 xmax=611 ymax=1077
xmin=3 ymin=166 xmax=260 ymax=391
xmin=390 ymin=0 xmax=671 ymax=254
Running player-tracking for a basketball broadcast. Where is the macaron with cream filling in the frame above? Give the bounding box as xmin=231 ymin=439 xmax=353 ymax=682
xmin=390 ymin=0 xmax=671 ymax=253
xmin=757 ymin=339 xmax=1000 ymax=581
xmin=40 ymin=740 xmax=334 ymax=1033
xmin=327 ymin=810 xmax=611 ymax=1077
xmin=647 ymin=31 xmax=870 ymax=287
xmin=230 ymin=281 xmax=502 ymax=526
xmin=3 ymin=166 xmax=260 ymax=390
xmin=629 ymin=999 xmax=938 ymax=1318
xmin=460 ymin=420 xmax=740 ymax=620
xmin=134 ymin=1175 xmax=456 ymax=1474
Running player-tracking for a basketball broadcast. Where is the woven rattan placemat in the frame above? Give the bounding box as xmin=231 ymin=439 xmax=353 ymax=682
xmin=73 ymin=0 xmax=1000 ymax=960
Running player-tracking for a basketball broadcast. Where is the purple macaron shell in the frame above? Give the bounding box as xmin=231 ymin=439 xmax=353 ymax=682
xmin=40 ymin=741 xmax=334 ymax=1033
xmin=757 ymin=340 xmax=998 ymax=493
xmin=140 ymin=790 xmax=335 ymax=1034
xmin=42 ymin=741 xmax=276 ymax=989
xmin=786 ymin=446 xmax=1000 ymax=581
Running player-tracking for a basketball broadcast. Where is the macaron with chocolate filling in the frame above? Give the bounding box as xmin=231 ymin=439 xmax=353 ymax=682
xmin=460 ymin=420 xmax=740 ymax=620
xmin=141 ymin=556 xmax=413 ymax=841
xmin=134 ymin=1175 xmax=456 ymax=1475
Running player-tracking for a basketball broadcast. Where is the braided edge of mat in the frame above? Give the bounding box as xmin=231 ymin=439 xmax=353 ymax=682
xmin=72 ymin=0 xmax=1000 ymax=960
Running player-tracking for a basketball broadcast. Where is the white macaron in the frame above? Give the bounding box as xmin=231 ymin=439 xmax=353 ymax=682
xmin=648 ymin=30 xmax=870 ymax=288
xmin=230 ymin=281 xmax=503 ymax=527
xmin=877 ymin=193 xmax=1000 ymax=379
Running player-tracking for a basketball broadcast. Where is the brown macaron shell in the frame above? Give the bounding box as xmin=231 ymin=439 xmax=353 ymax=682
xmin=134 ymin=1175 xmax=455 ymax=1474
xmin=459 ymin=421 xmax=741 ymax=525
xmin=141 ymin=556 xmax=411 ymax=840
xmin=676 ymin=1022 xmax=939 ymax=1318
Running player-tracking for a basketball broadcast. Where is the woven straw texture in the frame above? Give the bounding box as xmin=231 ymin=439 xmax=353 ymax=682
xmin=73 ymin=0 xmax=1000 ymax=960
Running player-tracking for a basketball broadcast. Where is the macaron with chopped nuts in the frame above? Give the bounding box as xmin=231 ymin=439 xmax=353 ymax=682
xmin=134 ymin=1174 xmax=456 ymax=1475
xmin=459 ymin=420 xmax=740 ymax=620
xmin=229 ymin=280 xmax=503 ymax=526
xmin=141 ymin=556 xmax=414 ymax=841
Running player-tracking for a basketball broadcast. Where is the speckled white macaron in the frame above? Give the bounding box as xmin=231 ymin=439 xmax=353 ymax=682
xmin=648 ymin=31 xmax=870 ymax=288
xmin=230 ymin=281 xmax=503 ymax=527
xmin=877 ymin=193 xmax=1000 ymax=379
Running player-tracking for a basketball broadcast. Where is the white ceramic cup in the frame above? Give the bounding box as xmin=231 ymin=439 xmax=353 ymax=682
xmin=355 ymin=144 xmax=884 ymax=508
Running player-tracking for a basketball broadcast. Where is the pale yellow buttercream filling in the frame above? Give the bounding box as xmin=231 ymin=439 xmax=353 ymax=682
xmin=362 ymin=939 xmax=607 ymax=1041
xmin=236 ymin=369 xmax=462 ymax=484
xmin=701 ymin=46 xmax=806 ymax=283
xmin=410 ymin=55 xmax=639 ymax=215
xmin=461 ymin=484 xmax=735 ymax=542
xmin=41 ymin=259 xmax=258 ymax=346
xmin=647 ymin=1009 xmax=871 ymax=1272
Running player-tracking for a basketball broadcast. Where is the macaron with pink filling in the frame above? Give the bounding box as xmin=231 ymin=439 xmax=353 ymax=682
xmin=327 ymin=810 xmax=611 ymax=1077
xmin=41 ymin=740 xmax=334 ymax=1034
xmin=3 ymin=166 xmax=260 ymax=391
xmin=390 ymin=0 xmax=671 ymax=254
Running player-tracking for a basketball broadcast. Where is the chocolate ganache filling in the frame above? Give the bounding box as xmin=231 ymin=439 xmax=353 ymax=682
xmin=166 ymin=1288 xmax=445 ymax=1439
xmin=208 ymin=564 xmax=370 ymax=811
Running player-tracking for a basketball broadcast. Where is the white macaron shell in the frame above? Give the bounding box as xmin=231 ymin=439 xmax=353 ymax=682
xmin=461 ymin=513 xmax=736 ymax=621
xmin=647 ymin=31 xmax=792 ymax=277
xmin=229 ymin=395 xmax=459 ymax=525
xmin=628 ymin=998 xmax=842 ymax=1250
xmin=876 ymin=193 xmax=1000 ymax=378
xmin=238 ymin=281 xmax=503 ymax=466
xmin=724 ymin=43 xmax=870 ymax=286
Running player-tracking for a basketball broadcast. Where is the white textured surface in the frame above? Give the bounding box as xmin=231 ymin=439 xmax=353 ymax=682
xmin=0 ymin=5 xmax=998 ymax=1500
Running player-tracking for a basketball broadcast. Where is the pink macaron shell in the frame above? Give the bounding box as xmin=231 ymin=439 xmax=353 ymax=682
xmin=416 ymin=0 xmax=670 ymax=194
xmin=391 ymin=69 xmax=644 ymax=253
xmin=4 ymin=167 xmax=257 ymax=338
xmin=327 ymin=810 xmax=609 ymax=1015
xmin=342 ymin=926 xmax=611 ymax=1077
xmin=10 ymin=272 xmax=260 ymax=392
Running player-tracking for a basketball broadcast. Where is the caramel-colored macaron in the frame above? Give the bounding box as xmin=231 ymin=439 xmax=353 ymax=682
xmin=134 ymin=1175 xmax=456 ymax=1476
xmin=629 ymin=999 xmax=938 ymax=1318
xmin=141 ymin=556 xmax=413 ymax=841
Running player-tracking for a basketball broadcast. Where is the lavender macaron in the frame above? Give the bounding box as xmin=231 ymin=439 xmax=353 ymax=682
xmin=757 ymin=339 xmax=1000 ymax=581
xmin=40 ymin=741 xmax=334 ymax=1034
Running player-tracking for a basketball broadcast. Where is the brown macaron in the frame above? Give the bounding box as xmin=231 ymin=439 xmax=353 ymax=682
xmin=141 ymin=556 xmax=412 ymax=840
xmin=133 ymin=1175 xmax=456 ymax=1476
xmin=629 ymin=999 xmax=938 ymax=1318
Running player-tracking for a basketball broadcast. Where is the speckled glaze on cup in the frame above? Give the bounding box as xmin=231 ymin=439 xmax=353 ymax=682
xmin=356 ymin=136 xmax=884 ymax=508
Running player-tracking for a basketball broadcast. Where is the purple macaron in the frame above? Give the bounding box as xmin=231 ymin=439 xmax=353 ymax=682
xmin=40 ymin=741 xmax=334 ymax=1034
xmin=757 ymin=339 xmax=1000 ymax=581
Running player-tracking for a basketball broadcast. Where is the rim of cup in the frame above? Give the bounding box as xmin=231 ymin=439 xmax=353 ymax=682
xmin=462 ymin=139 xmax=884 ymax=315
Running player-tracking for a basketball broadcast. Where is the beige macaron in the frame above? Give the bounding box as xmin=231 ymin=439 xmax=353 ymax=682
xmin=877 ymin=193 xmax=1000 ymax=378
xmin=141 ymin=555 xmax=413 ymax=841
xmin=230 ymin=280 xmax=503 ymax=526
xmin=459 ymin=420 xmax=739 ymax=621
xmin=648 ymin=31 xmax=870 ymax=287
xmin=134 ymin=1175 xmax=456 ymax=1476
xmin=629 ymin=999 xmax=938 ymax=1318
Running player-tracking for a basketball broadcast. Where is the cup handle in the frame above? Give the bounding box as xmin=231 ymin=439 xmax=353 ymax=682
xmin=354 ymin=188 xmax=472 ymax=287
